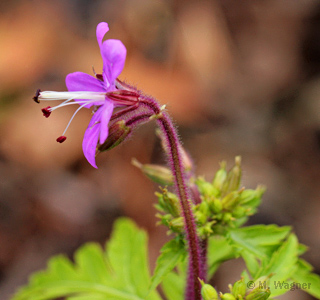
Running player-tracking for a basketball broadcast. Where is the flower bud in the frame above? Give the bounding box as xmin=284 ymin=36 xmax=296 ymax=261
xmin=196 ymin=177 xmax=219 ymax=198
xmin=221 ymin=190 xmax=243 ymax=210
xmin=220 ymin=292 xmax=236 ymax=300
xmin=132 ymin=158 xmax=174 ymax=186
xmin=249 ymin=275 xmax=272 ymax=293
xmin=222 ymin=212 xmax=234 ymax=223
xmin=194 ymin=210 xmax=207 ymax=225
xmin=98 ymin=120 xmax=131 ymax=152
xmin=208 ymin=198 xmax=222 ymax=214
xmin=156 ymin=213 xmax=171 ymax=227
xmin=239 ymin=186 xmax=265 ymax=207
xmin=246 ymin=288 xmax=271 ymax=300
xmin=198 ymin=220 xmax=215 ymax=238
xmin=155 ymin=188 xmax=180 ymax=217
xmin=199 ymin=201 xmax=210 ymax=215
xmin=201 ymin=285 xmax=219 ymax=300
xmin=231 ymin=278 xmax=246 ymax=298
xmin=169 ymin=217 xmax=184 ymax=232
xmin=212 ymin=161 xmax=227 ymax=191
xmin=221 ymin=156 xmax=242 ymax=196
xmin=231 ymin=206 xmax=247 ymax=218
xmin=200 ymin=280 xmax=219 ymax=300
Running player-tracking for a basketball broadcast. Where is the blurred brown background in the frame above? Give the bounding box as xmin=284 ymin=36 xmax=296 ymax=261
xmin=0 ymin=0 xmax=319 ymax=299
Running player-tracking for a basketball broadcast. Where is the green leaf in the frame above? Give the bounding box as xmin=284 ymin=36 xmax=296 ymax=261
xmin=148 ymin=239 xmax=186 ymax=294
xmin=75 ymin=243 xmax=112 ymax=283
xmin=256 ymin=234 xmax=298 ymax=297
xmin=240 ymin=250 xmax=260 ymax=277
xmin=12 ymin=218 xmax=162 ymax=300
xmin=297 ymin=243 xmax=308 ymax=256
xmin=207 ymin=235 xmax=237 ymax=278
xmin=291 ymin=259 xmax=320 ymax=299
xmin=106 ymin=218 xmax=156 ymax=298
xmin=228 ymin=224 xmax=291 ymax=259
xmin=161 ymin=269 xmax=185 ymax=300
xmin=67 ymin=295 xmax=107 ymax=300
xmin=240 ymin=269 xmax=250 ymax=284
xmin=67 ymin=295 xmax=108 ymax=300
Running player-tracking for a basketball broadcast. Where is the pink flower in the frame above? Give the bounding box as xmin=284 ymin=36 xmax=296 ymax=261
xmin=35 ymin=22 xmax=129 ymax=168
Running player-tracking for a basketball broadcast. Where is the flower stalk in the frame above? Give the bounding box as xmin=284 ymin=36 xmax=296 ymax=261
xmin=139 ymin=95 xmax=203 ymax=300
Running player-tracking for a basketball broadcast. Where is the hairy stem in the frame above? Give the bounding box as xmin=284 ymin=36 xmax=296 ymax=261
xmin=140 ymin=96 xmax=202 ymax=300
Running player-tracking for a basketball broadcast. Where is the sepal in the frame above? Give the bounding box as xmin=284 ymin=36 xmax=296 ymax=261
xmin=98 ymin=120 xmax=131 ymax=151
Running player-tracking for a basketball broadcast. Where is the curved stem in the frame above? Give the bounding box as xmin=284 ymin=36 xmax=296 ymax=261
xmin=140 ymin=96 xmax=202 ymax=300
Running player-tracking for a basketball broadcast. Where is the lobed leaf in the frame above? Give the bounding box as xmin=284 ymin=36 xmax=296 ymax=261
xmin=207 ymin=235 xmax=237 ymax=278
xmin=161 ymin=270 xmax=185 ymax=300
xmin=228 ymin=224 xmax=291 ymax=259
xmin=12 ymin=218 xmax=162 ymax=300
xmin=291 ymin=259 xmax=320 ymax=299
xmin=148 ymin=238 xmax=186 ymax=294
xmin=255 ymin=234 xmax=298 ymax=297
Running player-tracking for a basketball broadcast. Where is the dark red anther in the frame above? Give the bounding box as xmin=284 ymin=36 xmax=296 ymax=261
xmin=96 ymin=74 xmax=103 ymax=81
xmin=33 ymin=89 xmax=41 ymax=103
xmin=92 ymin=66 xmax=103 ymax=81
xmin=41 ymin=106 xmax=52 ymax=118
xmin=56 ymin=136 xmax=67 ymax=143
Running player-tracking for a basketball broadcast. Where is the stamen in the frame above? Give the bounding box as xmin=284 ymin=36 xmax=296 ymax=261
xmin=38 ymin=91 xmax=105 ymax=102
xmin=42 ymin=106 xmax=52 ymax=118
xmin=60 ymin=102 xmax=89 ymax=137
xmin=33 ymin=89 xmax=41 ymax=103
xmin=96 ymin=74 xmax=104 ymax=81
xmin=92 ymin=66 xmax=103 ymax=81
xmin=49 ymin=97 xmax=82 ymax=112
xmin=56 ymin=136 xmax=67 ymax=143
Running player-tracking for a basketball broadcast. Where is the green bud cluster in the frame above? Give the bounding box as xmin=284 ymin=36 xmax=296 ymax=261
xmin=154 ymin=157 xmax=264 ymax=238
xmin=218 ymin=277 xmax=271 ymax=300
xmin=154 ymin=188 xmax=184 ymax=233
xmin=198 ymin=277 xmax=271 ymax=300
xmin=193 ymin=157 xmax=265 ymax=238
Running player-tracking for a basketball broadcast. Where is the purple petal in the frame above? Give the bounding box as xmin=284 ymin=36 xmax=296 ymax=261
xmin=96 ymin=22 xmax=109 ymax=47
xmin=66 ymin=72 xmax=105 ymax=92
xmin=82 ymin=108 xmax=103 ymax=168
xmin=99 ymin=101 xmax=114 ymax=144
xmin=101 ymin=39 xmax=127 ymax=85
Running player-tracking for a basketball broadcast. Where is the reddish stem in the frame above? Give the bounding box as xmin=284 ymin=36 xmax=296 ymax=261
xmin=140 ymin=96 xmax=202 ymax=300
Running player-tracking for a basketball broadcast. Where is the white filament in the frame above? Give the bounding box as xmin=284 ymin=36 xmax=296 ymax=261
xmin=39 ymin=91 xmax=106 ymax=137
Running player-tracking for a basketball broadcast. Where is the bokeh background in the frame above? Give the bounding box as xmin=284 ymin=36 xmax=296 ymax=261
xmin=0 ymin=0 xmax=320 ymax=299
